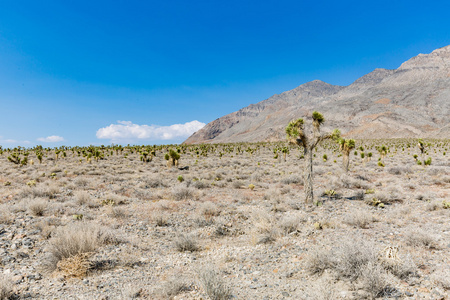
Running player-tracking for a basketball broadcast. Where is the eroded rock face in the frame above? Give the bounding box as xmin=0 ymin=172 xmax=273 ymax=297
xmin=184 ymin=45 xmax=450 ymax=144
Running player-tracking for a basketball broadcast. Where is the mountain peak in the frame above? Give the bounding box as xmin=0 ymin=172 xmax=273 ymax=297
xmin=398 ymin=45 xmax=450 ymax=70
xmin=184 ymin=45 xmax=450 ymax=144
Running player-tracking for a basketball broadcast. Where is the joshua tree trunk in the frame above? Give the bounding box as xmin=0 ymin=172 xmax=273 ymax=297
xmin=343 ymin=152 xmax=350 ymax=173
xmin=304 ymin=146 xmax=314 ymax=203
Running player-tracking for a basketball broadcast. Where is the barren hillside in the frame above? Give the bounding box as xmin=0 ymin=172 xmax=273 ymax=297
xmin=185 ymin=45 xmax=450 ymax=144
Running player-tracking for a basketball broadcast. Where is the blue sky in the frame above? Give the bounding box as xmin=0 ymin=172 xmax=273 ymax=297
xmin=1 ymin=0 xmax=449 ymax=147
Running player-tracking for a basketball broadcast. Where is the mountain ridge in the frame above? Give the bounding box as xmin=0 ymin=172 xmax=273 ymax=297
xmin=185 ymin=46 xmax=450 ymax=144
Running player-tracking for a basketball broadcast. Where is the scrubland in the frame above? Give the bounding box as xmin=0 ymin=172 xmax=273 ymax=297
xmin=0 ymin=139 xmax=449 ymax=299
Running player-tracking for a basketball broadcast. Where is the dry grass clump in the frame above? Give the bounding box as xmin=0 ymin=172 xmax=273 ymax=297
xmin=278 ymin=214 xmax=301 ymax=235
xmin=56 ymin=253 xmax=92 ymax=278
xmin=305 ymin=236 xmax=418 ymax=297
xmin=0 ymin=277 xmax=15 ymax=300
xmin=405 ymin=228 xmax=439 ymax=249
xmin=305 ymin=277 xmax=338 ymax=300
xmin=280 ymin=175 xmax=302 ymax=185
xmin=359 ymin=262 xmax=392 ymax=298
xmin=198 ymin=266 xmax=232 ymax=300
xmin=42 ymin=222 xmax=116 ymax=276
xmin=74 ymin=191 xmax=91 ymax=205
xmin=304 ymin=245 xmax=334 ymax=275
xmin=152 ymin=212 xmax=169 ymax=226
xmin=106 ymin=206 xmax=128 ymax=219
xmin=192 ymin=180 xmax=209 ymax=189
xmin=161 ymin=276 xmax=192 ymax=299
xmin=332 ymin=238 xmax=378 ymax=281
xmin=231 ymin=180 xmax=245 ymax=189
xmin=141 ymin=176 xmax=166 ymax=188
xmin=199 ymin=201 xmax=220 ymax=219
xmin=28 ymin=198 xmax=48 ymax=216
xmin=175 ymin=233 xmax=200 ymax=252
xmin=305 ymin=238 xmax=380 ymax=278
xmin=171 ymin=185 xmax=195 ymax=201
xmin=0 ymin=207 xmax=14 ymax=225
xmin=432 ymin=269 xmax=450 ymax=290
xmin=343 ymin=210 xmax=375 ymax=229
xmin=27 ymin=184 xmax=60 ymax=199
xmin=337 ymin=174 xmax=370 ymax=190
xmin=74 ymin=177 xmax=89 ymax=187
xmin=249 ymin=209 xmax=279 ymax=244
xmin=380 ymin=254 xmax=417 ymax=279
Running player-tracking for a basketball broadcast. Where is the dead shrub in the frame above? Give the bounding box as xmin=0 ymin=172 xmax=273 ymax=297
xmin=192 ymin=180 xmax=208 ymax=189
xmin=199 ymin=202 xmax=220 ymax=219
xmin=405 ymin=229 xmax=438 ymax=249
xmin=74 ymin=191 xmax=91 ymax=205
xmin=107 ymin=206 xmax=127 ymax=219
xmin=42 ymin=222 xmax=115 ymax=274
xmin=175 ymin=233 xmax=199 ymax=252
xmin=333 ymin=238 xmax=378 ymax=280
xmin=56 ymin=253 xmax=92 ymax=278
xmin=343 ymin=210 xmax=374 ymax=229
xmin=278 ymin=215 xmax=300 ymax=235
xmin=380 ymin=254 xmax=417 ymax=279
xmin=281 ymin=175 xmax=302 ymax=185
xmin=0 ymin=277 xmax=14 ymax=300
xmin=359 ymin=262 xmax=391 ymax=298
xmin=171 ymin=185 xmax=195 ymax=201
xmin=198 ymin=266 xmax=232 ymax=300
xmin=28 ymin=198 xmax=48 ymax=216
xmin=0 ymin=208 xmax=14 ymax=225
xmin=304 ymin=246 xmax=333 ymax=275
xmin=232 ymin=180 xmax=244 ymax=189
xmin=161 ymin=276 xmax=192 ymax=299
xmin=432 ymin=269 xmax=450 ymax=290
xmin=305 ymin=277 xmax=338 ymax=300
xmin=153 ymin=212 xmax=169 ymax=226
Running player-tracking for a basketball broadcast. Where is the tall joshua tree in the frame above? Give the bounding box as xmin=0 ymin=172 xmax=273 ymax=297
xmin=286 ymin=111 xmax=340 ymax=204
xmin=338 ymin=138 xmax=355 ymax=173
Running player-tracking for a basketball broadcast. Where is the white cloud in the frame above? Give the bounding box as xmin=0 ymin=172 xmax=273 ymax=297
xmin=37 ymin=135 xmax=65 ymax=143
xmin=96 ymin=120 xmax=205 ymax=142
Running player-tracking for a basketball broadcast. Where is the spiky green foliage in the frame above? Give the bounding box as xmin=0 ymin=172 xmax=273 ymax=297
xmin=165 ymin=149 xmax=181 ymax=167
xmin=418 ymin=139 xmax=425 ymax=154
xmin=312 ymin=111 xmax=324 ymax=124
xmin=338 ymin=138 xmax=356 ymax=172
xmin=285 ymin=118 xmax=305 ymax=143
xmin=339 ymin=138 xmax=356 ymax=153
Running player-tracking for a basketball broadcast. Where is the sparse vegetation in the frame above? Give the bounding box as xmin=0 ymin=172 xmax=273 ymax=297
xmin=0 ymin=138 xmax=448 ymax=298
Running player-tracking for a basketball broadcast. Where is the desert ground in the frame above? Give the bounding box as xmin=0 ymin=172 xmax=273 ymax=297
xmin=0 ymin=139 xmax=449 ymax=299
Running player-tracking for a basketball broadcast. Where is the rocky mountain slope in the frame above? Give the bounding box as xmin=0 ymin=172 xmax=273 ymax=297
xmin=184 ymin=45 xmax=450 ymax=144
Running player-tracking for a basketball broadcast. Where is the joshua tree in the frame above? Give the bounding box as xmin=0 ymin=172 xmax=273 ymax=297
xmin=286 ymin=111 xmax=340 ymax=204
xmin=165 ymin=149 xmax=180 ymax=167
xmin=377 ymin=145 xmax=388 ymax=162
xmin=281 ymin=147 xmax=289 ymax=161
xmin=140 ymin=151 xmax=153 ymax=163
xmin=338 ymin=138 xmax=355 ymax=173
xmin=36 ymin=151 xmax=43 ymax=164
xmin=8 ymin=153 xmax=20 ymax=164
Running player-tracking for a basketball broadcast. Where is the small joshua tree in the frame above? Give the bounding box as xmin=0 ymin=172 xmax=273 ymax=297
xmin=7 ymin=153 xmax=21 ymax=165
xmin=338 ymin=138 xmax=355 ymax=173
xmin=140 ymin=151 xmax=153 ymax=163
xmin=281 ymin=147 xmax=289 ymax=161
xmin=286 ymin=111 xmax=340 ymax=204
xmin=36 ymin=151 xmax=43 ymax=164
xmin=377 ymin=145 xmax=388 ymax=162
xmin=165 ymin=149 xmax=180 ymax=167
